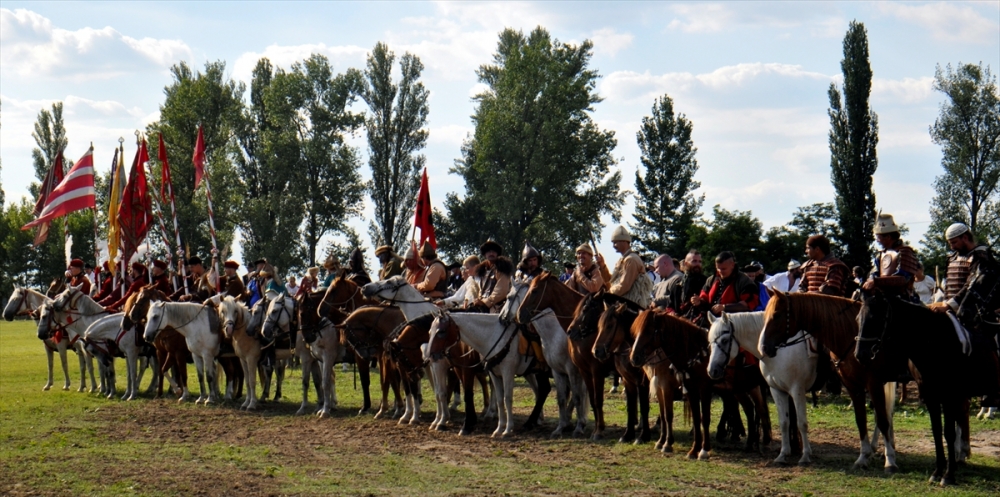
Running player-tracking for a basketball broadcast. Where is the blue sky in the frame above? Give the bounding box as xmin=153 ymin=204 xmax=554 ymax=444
xmin=2 ymin=1 xmax=999 ymax=266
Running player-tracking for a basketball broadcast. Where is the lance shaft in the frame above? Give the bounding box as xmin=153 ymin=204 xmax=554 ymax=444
xmin=203 ymin=175 xmax=221 ymax=293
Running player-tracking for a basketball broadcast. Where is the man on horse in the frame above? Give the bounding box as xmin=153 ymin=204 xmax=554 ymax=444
xmin=565 ymin=243 xmax=605 ymax=295
xmin=150 ymin=260 xmax=173 ymax=295
xmin=66 ymin=258 xmax=91 ymax=296
xmin=375 ymin=245 xmax=405 ymax=280
xmin=517 ymin=242 xmax=544 ymax=282
xmin=402 ymin=245 xmax=426 ymax=287
xmin=220 ymin=260 xmax=245 ymax=298
xmin=798 ymin=235 xmax=850 ymax=297
xmin=607 ymin=226 xmax=652 ymax=308
xmin=415 ymin=242 xmax=448 ymax=299
xmin=440 ymin=255 xmax=482 ymax=309
xmin=346 ymin=248 xmax=372 ymax=286
xmin=472 ymin=239 xmax=514 ymax=313
xmin=651 ymin=253 xmax=683 ymax=312
xmin=862 ymin=213 xmax=919 ymax=299
xmin=764 ymin=259 xmax=802 ymax=294
xmin=92 ymin=261 xmax=115 ymax=302
xmin=691 ymin=251 xmax=759 ymax=327
xmin=101 ymin=262 xmax=150 ymax=312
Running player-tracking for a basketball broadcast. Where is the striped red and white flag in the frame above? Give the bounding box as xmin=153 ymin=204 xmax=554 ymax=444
xmin=22 ymin=147 xmax=96 ymax=230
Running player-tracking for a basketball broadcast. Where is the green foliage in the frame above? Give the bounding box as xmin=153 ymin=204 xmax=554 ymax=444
xmin=923 ymin=62 xmax=1000 ymax=267
xmin=443 ymin=27 xmax=625 ymax=262
xmin=29 ymin=102 xmax=68 ymax=197
xmin=630 ymin=94 xmax=703 ymax=258
xmin=146 ymin=61 xmax=244 ymax=265
xmin=829 ymin=20 xmax=879 ymax=270
xmin=362 ymin=42 xmax=429 ymax=254
xmin=761 ymin=203 xmax=842 ymax=274
xmin=1 ymin=199 xmax=39 ymax=289
xmin=687 ymin=205 xmax=764 ymax=271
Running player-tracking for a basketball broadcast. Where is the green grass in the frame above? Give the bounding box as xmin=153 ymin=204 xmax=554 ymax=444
xmin=2 ymin=319 xmax=998 ymax=496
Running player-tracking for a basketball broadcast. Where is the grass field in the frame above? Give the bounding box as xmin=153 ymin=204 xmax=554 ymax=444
xmin=1 ymin=319 xmax=999 ymax=496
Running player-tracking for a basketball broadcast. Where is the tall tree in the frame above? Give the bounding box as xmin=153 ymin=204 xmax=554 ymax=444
xmin=443 ymin=27 xmax=625 ymax=262
xmin=828 ymin=20 xmax=879 ymax=269
xmin=761 ymin=202 xmax=842 ymax=273
xmin=686 ymin=205 xmax=764 ymax=272
xmin=922 ymin=62 xmax=1000 ymax=266
xmin=147 ymin=61 xmax=244 ymax=263
xmin=362 ymin=42 xmax=429 ymax=253
xmin=630 ymin=94 xmax=703 ymax=257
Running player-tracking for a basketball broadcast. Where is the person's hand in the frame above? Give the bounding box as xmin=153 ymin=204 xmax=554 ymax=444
xmin=711 ymin=304 xmax=724 ymax=316
xmin=595 ymin=253 xmax=605 ymax=266
xmin=927 ymin=302 xmax=950 ymax=313
xmin=435 ymin=300 xmax=447 ymax=308
xmin=690 ymin=295 xmax=703 ymax=306
xmin=862 ymin=279 xmax=875 ymax=291
xmin=103 ymin=306 xmax=116 ymax=313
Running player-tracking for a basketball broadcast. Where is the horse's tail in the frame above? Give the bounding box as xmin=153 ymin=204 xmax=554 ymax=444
xmin=684 ymin=393 xmax=692 ymax=427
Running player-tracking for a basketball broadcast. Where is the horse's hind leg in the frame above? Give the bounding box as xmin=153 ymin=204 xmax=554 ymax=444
xmin=296 ymin=354 xmax=312 ymax=415
xmin=698 ymin=390 xmax=713 ymax=460
xmin=620 ymin=378 xmax=638 ymax=443
xmin=736 ymin=391 xmax=759 ymax=452
xmin=273 ymin=358 xmax=285 ymax=401
xmin=872 ymin=381 xmax=898 ymax=473
xmin=459 ymin=367 xmax=478 ymax=436
xmin=772 ymin=388 xmax=793 ymax=465
xmin=523 ymin=372 xmax=551 ymax=431
xmin=956 ymin=398 xmax=971 ymax=462
xmin=927 ymin=400 xmax=946 ymax=483
xmin=792 ymin=388 xmax=813 ymax=465
xmin=848 ymin=386 xmax=873 ymax=469
xmin=942 ymin=401 xmax=960 ymax=486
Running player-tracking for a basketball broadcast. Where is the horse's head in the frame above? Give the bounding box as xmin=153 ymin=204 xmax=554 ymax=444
xmin=361 ymin=276 xmax=408 ymax=300
xmin=566 ymin=291 xmax=605 ymax=340
xmin=760 ymin=290 xmax=795 ymax=358
xmin=36 ymin=302 xmax=56 ymax=341
xmin=516 ymin=272 xmax=550 ymax=324
xmin=262 ymin=295 xmax=294 ymax=341
xmin=126 ymin=286 xmax=158 ymax=329
xmin=957 ymin=262 xmax=1000 ymax=328
xmin=298 ymin=292 xmax=325 ymax=343
xmin=320 ymin=275 xmax=359 ymax=315
xmin=143 ymin=301 xmax=167 ymax=342
xmin=629 ymin=309 xmax=661 ymax=367
xmin=46 ymin=278 xmax=66 ymax=299
xmin=707 ymin=312 xmax=738 ymax=380
xmin=593 ymin=302 xmax=620 ymax=361
xmin=51 ymin=284 xmax=83 ymax=312
xmin=426 ymin=310 xmax=459 ymax=362
xmin=855 ymin=291 xmax=891 ymax=364
xmin=247 ymin=297 xmax=269 ymax=339
xmin=218 ymin=296 xmax=247 ymax=340
xmin=500 ymin=280 xmax=528 ymax=324
xmin=4 ymin=286 xmax=26 ymax=321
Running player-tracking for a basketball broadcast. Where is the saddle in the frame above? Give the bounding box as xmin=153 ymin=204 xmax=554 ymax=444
xmin=517 ymin=324 xmax=548 ymax=371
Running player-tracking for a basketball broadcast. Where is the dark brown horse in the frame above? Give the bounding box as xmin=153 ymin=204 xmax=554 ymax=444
xmin=319 ymin=273 xmax=379 ymax=316
xmin=630 ymin=310 xmax=714 ymax=460
xmin=337 ymin=306 xmax=405 ymax=419
xmin=592 ymin=299 xmax=653 ymax=444
xmin=857 ymin=293 xmax=999 ymax=485
xmin=760 ymin=291 xmax=898 ymax=472
xmin=126 ymin=286 xmax=191 ymax=400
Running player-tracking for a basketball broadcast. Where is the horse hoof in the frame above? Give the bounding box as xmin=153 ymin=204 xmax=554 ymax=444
xmin=662 ymin=445 xmax=673 ymax=454
xmin=435 ymin=425 xmax=448 ymax=432
xmin=295 ymin=407 xmax=308 ymax=415
xmin=929 ymin=475 xmax=941 ymax=484
xmin=885 ymin=465 xmax=898 ymax=475
xmin=590 ymin=433 xmax=603 ymax=442
xmin=619 ymin=434 xmax=635 ymax=444
xmin=654 ymin=442 xmax=663 ymax=451
xmin=62 ymin=386 xmax=71 ymax=391
xmin=940 ymin=478 xmax=955 ymax=487
xmin=78 ymin=387 xmax=85 ymax=392
xmin=698 ymin=450 xmax=710 ymax=461
xmin=458 ymin=430 xmax=472 ymax=437
xmin=686 ymin=451 xmax=698 ymax=460
xmin=573 ymin=429 xmax=586 ymax=438
xmin=43 ymin=384 xmax=52 ymax=391
xmin=798 ymin=459 xmax=812 ymax=467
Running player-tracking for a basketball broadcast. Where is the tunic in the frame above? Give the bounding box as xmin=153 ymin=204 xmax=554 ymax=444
xmin=798 ymin=255 xmax=850 ymax=296
xmin=565 ymin=262 xmax=605 ymax=296
xmin=609 ymin=250 xmax=652 ymax=308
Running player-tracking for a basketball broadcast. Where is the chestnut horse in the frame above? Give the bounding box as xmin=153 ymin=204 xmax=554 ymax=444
xmin=591 ymin=299 xmax=653 ymax=444
xmin=630 ymin=310 xmax=714 ymax=460
xmin=127 ymin=286 xmax=191 ymax=401
xmin=759 ymin=291 xmax=898 ymax=472
xmin=337 ymin=306 xmax=405 ymax=419
xmin=857 ymin=293 xmax=999 ymax=485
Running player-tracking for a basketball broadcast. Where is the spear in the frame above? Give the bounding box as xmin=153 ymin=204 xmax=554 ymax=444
xmin=159 ymin=133 xmax=189 ymax=296
xmin=193 ymin=125 xmax=221 ymax=293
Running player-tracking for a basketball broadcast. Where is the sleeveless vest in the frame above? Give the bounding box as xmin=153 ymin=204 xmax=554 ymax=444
xmin=946 ymin=251 xmax=974 ymax=300
xmin=612 ymin=253 xmax=652 ymax=308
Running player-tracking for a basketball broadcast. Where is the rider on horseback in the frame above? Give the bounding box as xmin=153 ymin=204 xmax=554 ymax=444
xmin=798 ymin=235 xmax=850 ymax=296
xmin=565 ymin=244 xmax=605 ymax=296
xmin=517 ymin=242 xmax=543 ymax=282
xmin=471 ymin=239 xmax=514 ymax=314
xmin=607 ymin=226 xmax=652 ymax=309
xmin=862 ymin=213 xmax=918 ymax=299
xmin=150 ymin=260 xmax=173 ymax=295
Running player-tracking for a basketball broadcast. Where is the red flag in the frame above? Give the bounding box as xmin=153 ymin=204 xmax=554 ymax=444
xmin=117 ymin=140 xmax=152 ymax=264
xmin=30 ymin=151 xmax=66 ymax=246
xmin=192 ymin=125 xmax=206 ymax=189
xmin=22 ymin=148 xmax=95 ymax=231
xmin=413 ymin=168 xmax=436 ymax=249
xmin=158 ymin=133 xmax=174 ymax=204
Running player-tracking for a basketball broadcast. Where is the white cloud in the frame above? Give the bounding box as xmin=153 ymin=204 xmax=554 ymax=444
xmin=231 ymin=43 xmax=368 ymax=85
xmin=601 ymin=63 xmax=831 ymax=102
xmin=428 ymin=124 xmax=471 ymax=146
xmin=696 ymin=63 xmax=829 ymax=89
xmin=590 ymin=28 xmax=634 ymax=56
xmin=667 ymin=4 xmax=735 ymax=33
xmin=0 ymin=8 xmax=192 ymax=80
xmin=879 ymin=2 xmax=1000 ymax=44
xmin=871 ymin=77 xmax=935 ymax=104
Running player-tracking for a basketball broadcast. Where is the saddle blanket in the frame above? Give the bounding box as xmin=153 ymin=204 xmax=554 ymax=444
xmin=946 ymin=313 xmax=973 ymax=356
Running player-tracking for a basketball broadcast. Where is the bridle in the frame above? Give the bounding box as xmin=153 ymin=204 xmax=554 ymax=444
xmin=522 ymin=278 xmax=575 ymax=321
xmin=854 ymin=294 xmax=897 ymax=361
xmin=321 ymin=282 xmax=362 ymax=313
xmin=711 ymin=320 xmax=736 ymax=370
xmin=263 ymin=297 xmax=294 ymax=339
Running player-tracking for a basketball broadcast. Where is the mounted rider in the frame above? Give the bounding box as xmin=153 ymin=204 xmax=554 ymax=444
xmin=150 ymin=259 xmax=174 ymax=295
xmin=66 ymin=258 xmax=92 ymax=296
xmin=798 ymin=235 xmax=850 ymax=297
xmin=517 ymin=242 xmax=544 ymax=282
xmin=472 ymin=239 xmax=514 ymax=314
xmin=565 ymin=243 xmax=605 ymax=296
xmin=607 ymin=226 xmax=652 ymax=308
xmin=101 ymin=262 xmax=150 ymax=312
xmin=375 ymin=245 xmax=405 ymax=280
xmin=219 ymin=260 xmax=245 ymax=298
xmin=346 ymin=248 xmax=372 ymax=286
xmin=691 ymin=251 xmax=759 ymax=328
xmin=402 ymin=245 xmax=426 ymax=287
xmin=862 ymin=213 xmax=919 ymax=299
xmin=651 ymin=253 xmax=684 ymax=312
xmin=92 ymin=261 xmax=115 ymax=302
xmin=415 ymin=242 xmax=448 ymax=299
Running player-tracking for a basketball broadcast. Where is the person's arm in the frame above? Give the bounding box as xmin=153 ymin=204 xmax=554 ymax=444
xmin=609 ymin=257 xmax=641 ymax=296
xmin=482 ymin=273 xmax=511 ymax=308
xmin=819 ymin=264 xmax=847 ymax=296
xmin=415 ymin=263 xmax=446 ymax=293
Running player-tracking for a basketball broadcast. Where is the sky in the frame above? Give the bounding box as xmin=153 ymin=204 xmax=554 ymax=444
xmin=2 ymin=1 xmax=999 ymax=270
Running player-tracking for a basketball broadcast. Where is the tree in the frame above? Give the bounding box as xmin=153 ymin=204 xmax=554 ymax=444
xmin=686 ymin=205 xmax=764 ymax=271
xmin=443 ymin=27 xmax=625 ymax=264
xmin=922 ymin=62 xmax=1000 ymax=266
xmin=361 ymin=42 xmax=428 ymax=253
xmin=828 ymin=20 xmax=879 ymax=270
xmin=630 ymin=94 xmax=703 ymax=257
xmin=147 ymin=61 xmax=244 ymax=264
xmin=761 ymin=203 xmax=842 ymax=273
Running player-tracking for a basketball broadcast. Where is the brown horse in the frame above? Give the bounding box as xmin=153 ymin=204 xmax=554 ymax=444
xmin=630 ymin=310 xmax=714 ymax=460
xmin=337 ymin=306 xmax=405 ymax=419
xmin=319 ymin=273 xmax=379 ymax=316
xmin=126 ymin=286 xmax=191 ymax=400
xmin=592 ymin=300 xmax=653 ymax=444
xmin=857 ymin=293 xmax=997 ymax=485
xmin=760 ymin=291 xmax=898 ymax=472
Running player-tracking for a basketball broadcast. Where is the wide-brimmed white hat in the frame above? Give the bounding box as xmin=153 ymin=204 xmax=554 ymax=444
xmin=874 ymin=213 xmax=899 ymax=235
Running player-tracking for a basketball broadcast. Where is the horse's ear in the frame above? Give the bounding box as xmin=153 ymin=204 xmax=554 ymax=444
xmin=707 ymin=312 xmax=718 ymax=325
xmin=73 ymin=283 xmax=84 ymax=292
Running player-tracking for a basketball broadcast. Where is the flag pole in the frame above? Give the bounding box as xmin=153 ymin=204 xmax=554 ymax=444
xmin=194 ymin=125 xmax=221 ymax=292
xmin=160 ymin=133 xmax=188 ymax=296
xmin=145 ymin=157 xmax=174 ymax=276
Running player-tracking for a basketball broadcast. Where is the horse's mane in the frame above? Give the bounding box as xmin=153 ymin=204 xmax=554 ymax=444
xmin=767 ymin=292 xmax=860 ymax=357
xmin=636 ymin=310 xmax=708 ymax=361
xmin=532 ymin=270 xmax=584 ymax=298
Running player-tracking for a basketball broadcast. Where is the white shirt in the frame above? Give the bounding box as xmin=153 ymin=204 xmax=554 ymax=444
xmin=913 ymin=275 xmax=936 ymax=305
xmin=763 ymin=271 xmax=800 ymax=293
xmin=285 ymin=282 xmax=299 ymax=296
xmin=442 ymin=277 xmax=481 ymax=308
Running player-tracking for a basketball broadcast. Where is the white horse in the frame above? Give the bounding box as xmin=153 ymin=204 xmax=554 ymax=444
xmin=218 ymin=296 xmax=264 ymax=410
xmin=362 ymin=277 xmax=441 ymax=425
xmin=296 ymin=293 xmax=347 ymax=418
xmin=5 ymin=286 xmax=98 ymax=392
xmin=502 ymin=280 xmax=589 ymax=437
xmin=144 ymin=301 xmax=222 ymax=404
xmin=708 ymin=312 xmax=817 ymax=465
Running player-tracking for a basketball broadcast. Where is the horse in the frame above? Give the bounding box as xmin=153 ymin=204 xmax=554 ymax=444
xmin=708 ymin=311 xmax=814 ymax=464
xmin=518 ymin=273 xmax=613 ymax=439
xmin=630 ymin=310 xmax=714 ymax=460
xmin=218 ymin=296 xmax=266 ymax=410
xmin=759 ymin=291 xmax=898 ymax=473
xmin=258 ymin=293 xmax=301 ymax=402
xmin=295 ymin=291 xmax=348 ymax=418
xmin=505 ymin=280 xmax=589 ymax=437
xmin=591 ymin=300 xmax=655 ymax=445
xmin=77 ymin=290 xmax=159 ymax=401
xmin=47 ymin=286 xmax=126 ymax=395
xmin=5 ymin=286 xmax=98 ymax=393
xmin=428 ymin=308 xmax=549 ymax=438
xmin=319 ymin=272 xmax=379 ymax=316
xmin=144 ymin=301 xmax=222 ymax=404
xmin=857 ymin=292 xmax=999 ymax=485
xmin=127 ymin=286 xmax=191 ymax=401
xmin=338 ymin=305 xmax=406 ymax=419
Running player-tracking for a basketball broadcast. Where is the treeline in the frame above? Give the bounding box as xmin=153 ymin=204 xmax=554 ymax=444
xmin=2 ymin=23 xmax=998 ymax=296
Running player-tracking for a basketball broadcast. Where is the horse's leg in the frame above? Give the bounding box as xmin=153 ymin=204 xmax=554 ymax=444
xmin=571 ymin=368 xmax=591 ymax=438
xmin=373 ymin=355 xmax=390 ymax=419
xmin=589 ymin=367 xmax=607 ymax=441
xmin=318 ymin=356 xmax=335 ymax=419
xmin=653 ymin=376 xmax=668 ymax=451
xmin=942 ymin=399 xmax=959 ymax=486
xmin=636 ymin=377 xmax=651 ymax=444
xmin=621 ymin=375 xmax=638 ymax=443
xmin=75 ymin=345 xmax=88 ymax=392
xmin=43 ymin=343 xmax=55 ymax=391
xmin=772 ymin=388 xmax=792 ymax=465
xmin=193 ymin=356 xmax=207 ymax=404
xmin=273 ymin=357 xmax=285 ymax=401
xmin=523 ymin=372 xmax=550 ymax=430
xmin=550 ymin=372 xmax=570 ymax=437
xmin=430 ymin=361 xmax=449 ymax=430
xmin=698 ymin=387 xmax=713 ymax=460
xmin=296 ymin=352 xmax=312 ymax=415
xmin=490 ymin=371 xmax=506 ymax=438
xmin=871 ymin=381 xmax=898 ymax=473
xmin=687 ymin=389 xmax=702 ymax=459
xmin=207 ymin=355 xmax=221 ymax=404
xmin=502 ymin=368 xmax=517 ymax=437
xmin=848 ymin=385 xmax=873 ymax=469
xmin=459 ymin=367 xmax=478 ymax=436
xmin=926 ymin=400 xmax=946 ymax=483
xmin=792 ymin=386 xmax=813 ymax=465
xmin=124 ymin=345 xmax=138 ymax=401
xmin=58 ymin=342 xmax=71 ymax=390
xmin=957 ymin=398 xmax=971 ymax=462
xmin=357 ymin=355 xmax=372 ymax=415
xmin=736 ymin=390 xmax=758 ymax=453
xmin=448 ymin=368 xmax=461 ymax=411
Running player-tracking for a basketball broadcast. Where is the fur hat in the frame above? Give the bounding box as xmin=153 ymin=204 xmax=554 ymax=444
xmin=574 ymin=243 xmax=594 ymax=256
xmin=479 ymin=239 xmax=503 ymax=256
xmin=374 ymin=245 xmax=393 ymax=257
xmin=419 ymin=242 xmax=437 ymax=260
xmin=945 ymin=223 xmax=970 ymax=240
xmin=223 ymin=260 xmax=240 ymax=270
xmin=611 ymin=225 xmax=632 ymax=243
xmin=131 ymin=262 xmax=147 ymax=273
xmin=874 ymin=213 xmax=899 ymax=235
xmin=69 ymin=258 xmax=84 ymax=269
